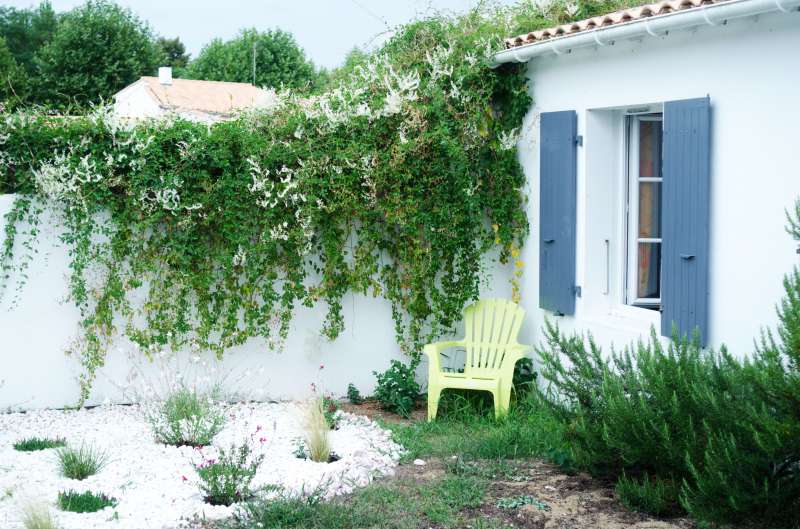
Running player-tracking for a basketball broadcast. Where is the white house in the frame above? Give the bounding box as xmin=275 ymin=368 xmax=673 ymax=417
xmin=495 ymin=0 xmax=800 ymax=356
xmin=113 ymin=67 xmax=277 ymax=122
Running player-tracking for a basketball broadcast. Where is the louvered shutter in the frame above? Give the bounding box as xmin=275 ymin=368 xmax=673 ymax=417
xmin=539 ymin=110 xmax=578 ymax=315
xmin=661 ymin=97 xmax=711 ymax=344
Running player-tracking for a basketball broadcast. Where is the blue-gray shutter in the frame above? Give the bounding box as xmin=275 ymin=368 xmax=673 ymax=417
xmin=661 ymin=96 xmax=711 ymax=345
xmin=539 ymin=110 xmax=577 ymax=315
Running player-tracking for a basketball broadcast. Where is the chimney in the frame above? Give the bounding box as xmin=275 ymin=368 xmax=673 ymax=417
xmin=158 ymin=66 xmax=173 ymax=86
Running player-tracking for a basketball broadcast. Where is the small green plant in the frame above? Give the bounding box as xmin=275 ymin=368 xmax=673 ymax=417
xmin=194 ymin=442 xmax=264 ymax=506
xmin=291 ymin=437 xmax=308 ymax=459
xmin=496 ymin=494 xmax=549 ymax=511
xmin=21 ymin=503 xmax=60 ymax=529
xmin=56 ymin=444 xmax=109 ymax=480
xmin=346 ymin=383 xmax=363 ymax=405
xmin=373 ymin=360 xmax=420 ymax=417
xmin=146 ymin=386 xmax=225 ymax=447
xmin=14 ymin=437 xmax=66 ymax=452
xmin=57 ymin=490 xmax=116 ymax=513
xmin=322 ymin=395 xmax=340 ymax=430
xmin=615 ymin=473 xmax=678 ymax=516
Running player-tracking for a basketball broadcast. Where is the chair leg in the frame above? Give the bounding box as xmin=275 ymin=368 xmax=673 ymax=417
xmin=427 ymin=386 xmax=442 ymax=422
xmin=493 ymin=385 xmax=512 ymax=419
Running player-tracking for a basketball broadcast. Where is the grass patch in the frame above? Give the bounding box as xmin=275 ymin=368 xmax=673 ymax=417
xmin=56 ymin=444 xmax=109 ymax=480
xmin=21 ymin=503 xmax=60 ymax=529
xmin=228 ymin=473 xmax=493 ymax=529
xmin=57 ymin=490 xmax=116 ymax=513
xmin=13 ymin=437 xmax=66 ymax=452
xmin=387 ymin=393 xmax=571 ymax=467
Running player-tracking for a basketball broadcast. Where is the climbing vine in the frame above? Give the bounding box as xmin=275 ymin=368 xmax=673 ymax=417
xmin=0 ymin=9 xmax=543 ymax=402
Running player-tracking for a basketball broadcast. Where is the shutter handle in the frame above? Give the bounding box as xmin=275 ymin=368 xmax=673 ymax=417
xmin=680 ymin=254 xmax=695 ymax=260
xmin=544 ymin=238 xmax=555 ymax=243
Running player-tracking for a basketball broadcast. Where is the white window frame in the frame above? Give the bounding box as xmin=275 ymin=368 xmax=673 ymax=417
xmin=624 ymin=114 xmax=663 ymax=308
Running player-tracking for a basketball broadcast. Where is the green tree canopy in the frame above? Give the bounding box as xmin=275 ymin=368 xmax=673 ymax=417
xmin=157 ymin=36 xmax=190 ymax=71
xmin=322 ymin=47 xmax=370 ymax=90
xmin=0 ymin=36 xmax=27 ymax=106
xmin=186 ymin=28 xmax=318 ymax=91
xmin=34 ymin=0 xmax=159 ymax=108
xmin=0 ymin=1 xmax=57 ymax=76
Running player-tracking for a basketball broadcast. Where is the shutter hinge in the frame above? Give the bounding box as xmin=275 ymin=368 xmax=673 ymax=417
xmin=574 ymin=285 xmax=582 ymax=297
xmin=575 ymin=135 xmax=583 ymax=146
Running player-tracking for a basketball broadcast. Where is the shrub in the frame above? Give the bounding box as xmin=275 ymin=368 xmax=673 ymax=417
xmin=536 ymin=265 xmax=800 ymax=528
xmin=615 ymin=473 xmax=678 ymax=516
xmin=373 ymin=360 xmax=420 ymax=417
xmin=346 ymin=383 xmax=363 ymax=405
xmin=146 ymin=386 xmax=225 ymax=447
xmin=193 ymin=442 xmax=264 ymax=506
xmin=21 ymin=503 xmax=59 ymax=529
xmin=13 ymin=437 xmax=66 ymax=452
xmin=304 ymin=397 xmax=333 ymax=463
xmin=57 ymin=490 xmax=116 ymax=513
xmin=56 ymin=444 xmax=109 ymax=480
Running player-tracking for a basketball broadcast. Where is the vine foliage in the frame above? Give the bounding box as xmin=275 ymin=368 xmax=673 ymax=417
xmin=1 ymin=11 xmax=533 ymax=403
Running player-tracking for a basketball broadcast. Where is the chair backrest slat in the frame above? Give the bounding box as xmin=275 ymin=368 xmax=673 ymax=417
xmin=463 ymin=299 xmax=525 ymax=376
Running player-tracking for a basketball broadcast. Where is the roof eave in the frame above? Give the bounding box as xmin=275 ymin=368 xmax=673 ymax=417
xmin=493 ymin=0 xmax=800 ymax=66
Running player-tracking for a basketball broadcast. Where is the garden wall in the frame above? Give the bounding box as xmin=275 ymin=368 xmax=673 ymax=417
xmin=0 ymin=194 xmax=516 ymax=410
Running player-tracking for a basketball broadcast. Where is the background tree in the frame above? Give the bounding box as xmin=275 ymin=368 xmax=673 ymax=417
xmin=186 ymin=28 xmax=318 ymax=91
xmin=157 ymin=36 xmax=190 ymax=74
xmin=0 ymin=36 xmax=27 ymax=107
xmin=0 ymin=1 xmax=57 ymax=77
xmin=34 ymin=0 xmax=159 ymax=108
xmin=322 ymin=47 xmax=369 ymax=90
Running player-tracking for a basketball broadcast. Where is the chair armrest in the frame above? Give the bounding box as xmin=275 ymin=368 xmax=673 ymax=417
xmin=423 ymin=340 xmax=465 ymax=373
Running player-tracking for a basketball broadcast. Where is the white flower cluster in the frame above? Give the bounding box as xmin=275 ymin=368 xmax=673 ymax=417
xmin=498 ymin=127 xmax=520 ymax=151
xmin=32 ymin=146 xmax=104 ymax=204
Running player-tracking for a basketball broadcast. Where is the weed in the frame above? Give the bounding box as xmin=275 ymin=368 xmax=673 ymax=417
xmin=496 ymin=494 xmax=549 ymax=510
xmin=373 ymin=360 xmax=419 ymax=417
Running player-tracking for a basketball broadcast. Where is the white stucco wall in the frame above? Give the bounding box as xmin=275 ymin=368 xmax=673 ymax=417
xmin=0 ymin=195 xmax=514 ymax=410
xmin=113 ymin=81 xmax=163 ymax=120
xmin=515 ymin=11 xmax=800 ymax=356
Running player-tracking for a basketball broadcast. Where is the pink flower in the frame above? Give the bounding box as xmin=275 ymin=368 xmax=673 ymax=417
xmin=256 ymin=425 xmax=262 ymax=432
xmin=259 ymin=437 xmax=267 ymax=444
xmin=319 ymin=364 xmax=325 ymax=370
xmin=181 ymin=475 xmax=188 ymax=482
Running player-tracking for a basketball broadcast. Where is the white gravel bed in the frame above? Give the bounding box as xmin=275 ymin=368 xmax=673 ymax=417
xmin=0 ymin=402 xmax=405 ymax=529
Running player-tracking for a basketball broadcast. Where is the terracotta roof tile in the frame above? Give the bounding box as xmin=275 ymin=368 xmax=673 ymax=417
xmin=504 ymin=0 xmax=727 ymax=48
xmin=139 ymin=77 xmax=273 ymax=116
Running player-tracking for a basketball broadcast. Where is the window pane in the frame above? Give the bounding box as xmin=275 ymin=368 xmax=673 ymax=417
xmin=638 ymin=182 xmax=662 ymax=238
xmin=638 ymin=120 xmax=663 ymax=179
xmin=637 ymin=242 xmax=661 ymax=299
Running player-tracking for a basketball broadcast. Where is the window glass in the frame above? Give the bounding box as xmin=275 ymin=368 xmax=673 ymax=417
xmin=638 ymin=182 xmax=661 ymax=238
xmin=637 ymin=242 xmax=661 ymax=299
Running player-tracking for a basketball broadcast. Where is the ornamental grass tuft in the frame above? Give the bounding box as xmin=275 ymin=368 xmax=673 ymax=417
xmin=13 ymin=437 xmax=66 ymax=452
xmin=21 ymin=502 xmax=60 ymax=529
xmin=304 ymin=397 xmax=332 ymax=463
xmin=56 ymin=443 xmax=109 ymax=480
xmin=57 ymin=490 xmax=116 ymax=513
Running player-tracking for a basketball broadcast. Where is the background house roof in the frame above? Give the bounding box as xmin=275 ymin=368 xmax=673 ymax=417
xmin=138 ymin=77 xmax=273 ymax=116
xmin=504 ymin=0 xmax=726 ymax=48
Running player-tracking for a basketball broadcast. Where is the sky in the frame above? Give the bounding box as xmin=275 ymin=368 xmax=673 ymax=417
xmin=4 ymin=0 xmax=519 ymax=69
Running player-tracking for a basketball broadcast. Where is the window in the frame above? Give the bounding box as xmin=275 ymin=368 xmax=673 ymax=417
xmin=625 ymin=114 xmax=663 ymax=309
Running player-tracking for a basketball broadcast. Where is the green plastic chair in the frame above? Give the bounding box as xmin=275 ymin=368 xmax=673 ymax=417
xmin=424 ymin=298 xmax=532 ymax=421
